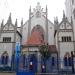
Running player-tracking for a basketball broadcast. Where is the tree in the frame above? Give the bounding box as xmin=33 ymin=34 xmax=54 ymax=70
xmin=40 ymin=44 xmax=50 ymax=60
xmin=40 ymin=44 xmax=51 ymax=72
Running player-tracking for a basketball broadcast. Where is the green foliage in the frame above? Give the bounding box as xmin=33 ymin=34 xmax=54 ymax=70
xmin=40 ymin=45 xmax=50 ymax=59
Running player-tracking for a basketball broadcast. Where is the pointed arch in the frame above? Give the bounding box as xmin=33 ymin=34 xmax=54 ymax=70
xmin=1 ymin=51 xmax=9 ymax=65
xmin=64 ymin=52 xmax=72 ymax=66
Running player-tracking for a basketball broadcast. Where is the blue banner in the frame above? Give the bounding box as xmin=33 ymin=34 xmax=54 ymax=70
xmin=15 ymin=42 xmax=21 ymax=72
xmin=16 ymin=42 xmax=20 ymax=58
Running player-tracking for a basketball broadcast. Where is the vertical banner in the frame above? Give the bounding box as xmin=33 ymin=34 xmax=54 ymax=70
xmin=16 ymin=42 xmax=20 ymax=58
xmin=15 ymin=42 xmax=20 ymax=72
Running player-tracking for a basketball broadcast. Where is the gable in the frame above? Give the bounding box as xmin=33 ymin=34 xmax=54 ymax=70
xmin=59 ymin=22 xmax=65 ymax=29
xmin=3 ymin=24 xmax=15 ymax=30
xmin=9 ymin=24 xmax=14 ymax=30
xmin=3 ymin=25 xmax=8 ymax=30
xmin=59 ymin=20 xmax=72 ymax=30
xmin=66 ymin=23 xmax=72 ymax=29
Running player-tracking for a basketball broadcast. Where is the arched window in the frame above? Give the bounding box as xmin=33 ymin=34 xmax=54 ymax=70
xmin=64 ymin=57 xmax=68 ymax=66
xmin=64 ymin=52 xmax=72 ymax=66
xmin=5 ymin=56 xmax=8 ymax=65
xmin=1 ymin=56 xmax=5 ymax=64
xmin=68 ymin=57 xmax=72 ymax=66
xmin=1 ymin=51 xmax=9 ymax=65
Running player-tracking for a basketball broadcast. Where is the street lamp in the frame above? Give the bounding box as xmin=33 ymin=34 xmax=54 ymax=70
xmin=71 ymin=51 xmax=75 ymax=73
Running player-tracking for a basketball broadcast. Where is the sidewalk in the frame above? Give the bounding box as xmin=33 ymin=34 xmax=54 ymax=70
xmin=0 ymin=72 xmax=16 ymax=75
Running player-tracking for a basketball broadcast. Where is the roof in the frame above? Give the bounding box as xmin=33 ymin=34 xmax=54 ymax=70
xmin=26 ymin=31 xmax=44 ymax=45
xmin=48 ymin=45 xmax=57 ymax=53
xmin=54 ymin=14 xmax=72 ymax=37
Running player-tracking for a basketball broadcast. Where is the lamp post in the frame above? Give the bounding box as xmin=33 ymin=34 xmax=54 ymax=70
xmin=71 ymin=51 xmax=75 ymax=73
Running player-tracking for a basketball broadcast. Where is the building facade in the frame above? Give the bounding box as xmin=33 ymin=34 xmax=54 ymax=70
xmin=0 ymin=2 xmax=75 ymax=73
xmin=0 ymin=13 xmax=22 ymax=70
xmin=54 ymin=12 xmax=75 ymax=71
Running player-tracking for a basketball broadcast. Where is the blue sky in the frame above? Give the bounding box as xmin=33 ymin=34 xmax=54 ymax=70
xmin=0 ymin=0 xmax=65 ymax=26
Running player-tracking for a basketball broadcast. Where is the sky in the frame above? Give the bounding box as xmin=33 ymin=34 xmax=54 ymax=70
xmin=0 ymin=0 xmax=65 ymax=26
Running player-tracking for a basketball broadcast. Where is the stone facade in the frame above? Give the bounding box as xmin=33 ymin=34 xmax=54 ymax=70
xmin=22 ymin=2 xmax=54 ymax=45
xmin=0 ymin=2 xmax=75 ymax=72
xmin=54 ymin=12 xmax=75 ymax=70
xmin=0 ymin=13 xmax=21 ymax=68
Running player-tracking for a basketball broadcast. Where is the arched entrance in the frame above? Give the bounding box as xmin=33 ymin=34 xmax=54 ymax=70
xmin=29 ymin=54 xmax=37 ymax=72
xmin=1 ymin=51 xmax=9 ymax=66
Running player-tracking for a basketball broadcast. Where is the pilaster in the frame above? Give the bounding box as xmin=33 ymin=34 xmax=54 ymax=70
xmin=45 ymin=5 xmax=48 ymax=43
xmin=28 ymin=6 xmax=31 ymax=39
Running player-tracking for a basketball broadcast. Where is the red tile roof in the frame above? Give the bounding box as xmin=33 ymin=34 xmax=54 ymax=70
xmin=48 ymin=45 xmax=57 ymax=53
xmin=26 ymin=31 xmax=44 ymax=45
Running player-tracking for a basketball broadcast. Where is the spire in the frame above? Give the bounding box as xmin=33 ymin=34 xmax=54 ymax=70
xmin=54 ymin=17 xmax=56 ymax=24
xmin=7 ymin=13 xmax=12 ymax=24
xmin=20 ymin=18 xmax=23 ymax=34
xmin=46 ymin=5 xmax=48 ymax=18
xmin=29 ymin=6 xmax=31 ymax=18
xmin=54 ymin=17 xmax=58 ymax=24
xmin=46 ymin=5 xmax=48 ymax=12
xmin=21 ymin=18 xmax=23 ymax=26
xmin=15 ymin=19 xmax=17 ymax=27
xmin=63 ymin=10 xmax=66 ymax=19
xmin=1 ymin=19 xmax=4 ymax=28
xmin=29 ymin=6 xmax=31 ymax=12
xmin=37 ymin=2 xmax=40 ymax=7
xmin=0 ymin=20 xmax=4 ymax=37
xmin=36 ymin=2 xmax=41 ymax=11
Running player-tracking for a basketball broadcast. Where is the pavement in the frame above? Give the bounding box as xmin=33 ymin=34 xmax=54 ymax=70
xmin=0 ymin=72 xmax=16 ymax=75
